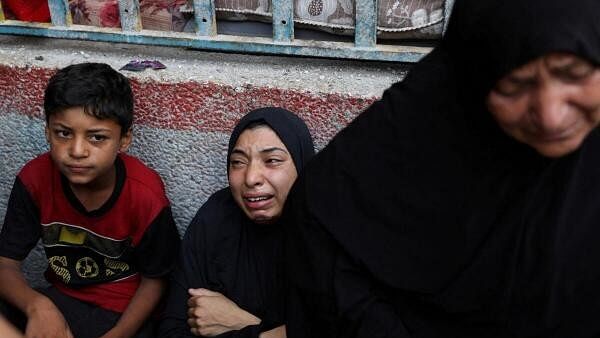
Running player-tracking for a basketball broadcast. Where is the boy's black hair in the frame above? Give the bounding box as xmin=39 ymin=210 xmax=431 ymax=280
xmin=44 ymin=63 xmax=134 ymax=134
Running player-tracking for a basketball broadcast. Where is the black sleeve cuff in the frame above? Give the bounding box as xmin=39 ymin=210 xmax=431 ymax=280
xmin=134 ymin=206 xmax=181 ymax=277
xmin=0 ymin=177 xmax=41 ymax=260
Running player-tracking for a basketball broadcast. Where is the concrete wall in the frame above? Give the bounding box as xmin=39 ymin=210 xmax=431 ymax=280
xmin=0 ymin=35 xmax=409 ymax=286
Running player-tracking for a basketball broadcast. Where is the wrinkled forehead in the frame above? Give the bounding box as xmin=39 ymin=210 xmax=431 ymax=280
xmin=234 ymin=123 xmax=284 ymax=147
xmin=231 ymin=120 xmax=281 ymax=148
xmin=445 ymin=0 xmax=600 ymax=86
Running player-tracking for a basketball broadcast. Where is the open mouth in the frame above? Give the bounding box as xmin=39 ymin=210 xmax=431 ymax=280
xmin=243 ymin=194 xmax=274 ymax=209
xmin=245 ymin=196 xmax=270 ymax=202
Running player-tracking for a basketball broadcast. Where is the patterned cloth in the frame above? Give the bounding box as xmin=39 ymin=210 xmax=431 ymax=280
xmin=66 ymin=0 xmax=445 ymax=38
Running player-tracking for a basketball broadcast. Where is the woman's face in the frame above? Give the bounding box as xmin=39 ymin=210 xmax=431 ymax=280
xmin=228 ymin=125 xmax=298 ymax=224
xmin=487 ymin=53 xmax=600 ymax=158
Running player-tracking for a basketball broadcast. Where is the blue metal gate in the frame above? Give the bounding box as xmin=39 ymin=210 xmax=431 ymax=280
xmin=0 ymin=0 xmax=453 ymax=62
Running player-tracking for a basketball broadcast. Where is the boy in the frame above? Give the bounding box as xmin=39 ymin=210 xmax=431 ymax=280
xmin=0 ymin=63 xmax=181 ymax=338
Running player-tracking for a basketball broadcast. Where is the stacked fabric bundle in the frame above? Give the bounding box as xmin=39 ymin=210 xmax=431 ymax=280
xmin=64 ymin=0 xmax=445 ymax=38
xmin=2 ymin=0 xmax=50 ymax=22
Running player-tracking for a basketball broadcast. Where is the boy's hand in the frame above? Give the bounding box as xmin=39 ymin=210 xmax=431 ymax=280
xmin=187 ymin=288 xmax=261 ymax=337
xmin=25 ymin=296 xmax=73 ymax=338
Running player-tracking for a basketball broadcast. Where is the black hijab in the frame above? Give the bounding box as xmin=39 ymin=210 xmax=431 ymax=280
xmin=284 ymin=0 xmax=600 ymax=336
xmin=159 ymin=107 xmax=314 ymax=338
xmin=227 ymin=107 xmax=315 ymax=175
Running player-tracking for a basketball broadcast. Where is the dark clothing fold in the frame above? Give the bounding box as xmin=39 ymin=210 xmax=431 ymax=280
xmin=159 ymin=188 xmax=285 ymax=338
xmin=284 ymin=0 xmax=600 ymax=337
xmin=0 ymin=286 xmax=156 ymax=338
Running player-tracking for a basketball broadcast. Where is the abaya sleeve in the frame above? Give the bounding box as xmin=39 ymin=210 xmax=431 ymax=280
xmin=159 ymin=190 xmax=272 ymax=338
xmin=159 ymin=198 xmax=213 ymax=338
xmin=333 ymin=251 xmax=410 ymax=338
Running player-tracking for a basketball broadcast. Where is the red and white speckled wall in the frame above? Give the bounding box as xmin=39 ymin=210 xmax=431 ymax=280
xmin=0 ymin=62 xmax=380 ymax=227
xmin=0 ymin=65 xmax=376 ymax=147
xmin=0 ymin=35 xmax=408 ymax=285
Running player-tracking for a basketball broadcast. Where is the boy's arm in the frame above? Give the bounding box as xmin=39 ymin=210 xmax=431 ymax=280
xmin=106 ymin=204 xmax=179 ymax=338
xmin=99 ymin=276 xmax=165 ymax=338
xmin=0 ymin=257 xmax=73 ymax=338
xmin=0 ymin=177 xmax=72 ymax=338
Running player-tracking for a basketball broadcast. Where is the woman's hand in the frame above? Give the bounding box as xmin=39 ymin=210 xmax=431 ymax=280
xmin=187 ymin=288 xmax=261 ymax=336
xmin=259 ymin=325 xmax=286 ymax=338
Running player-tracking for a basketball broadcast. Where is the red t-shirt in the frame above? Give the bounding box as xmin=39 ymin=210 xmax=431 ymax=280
xmin=0 ymin=153 xmax=180 ymax=313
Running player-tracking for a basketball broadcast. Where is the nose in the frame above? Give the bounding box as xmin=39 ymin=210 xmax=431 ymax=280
xmin=244 ymin=161 xmax=264 ymax=187
xmin=69 ymin=136 xmax=89 ymax=158
xmin=531 ymin=82 xmax=570 ymax=133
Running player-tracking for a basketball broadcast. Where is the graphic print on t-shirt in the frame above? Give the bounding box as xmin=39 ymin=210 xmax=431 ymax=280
xmin=42 ymin=222 xmax=136 ymax=286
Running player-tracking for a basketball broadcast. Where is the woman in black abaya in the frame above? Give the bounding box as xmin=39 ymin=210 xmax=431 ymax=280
xmin=284 ymin=0 xmax=600 ymax=337
xmin=160 ymin=107 xmax=314 ymax=338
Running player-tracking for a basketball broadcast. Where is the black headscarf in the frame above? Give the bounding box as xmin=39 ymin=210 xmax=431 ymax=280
xmin=284 ymin=0 xmax=600 ymax=337
xmin=159 ymin=107 xmax=314 ymax=338
xmin=227 ymin=107 xmax=315 ymax=175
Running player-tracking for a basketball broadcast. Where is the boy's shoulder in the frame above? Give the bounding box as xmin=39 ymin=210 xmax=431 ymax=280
xmin=16 ymin=152 xmax=169 ymax=207
xmin=18 ymin=152 xmax=54 ymax=188
xmin=119 ymin=153 xmax=168 ymax=203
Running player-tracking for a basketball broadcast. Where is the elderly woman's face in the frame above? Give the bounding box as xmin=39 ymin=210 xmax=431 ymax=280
xmin=486 ymin=53 xmax=600 ymax=157
xmin=228 ymin=126 xmax=298 ymax=224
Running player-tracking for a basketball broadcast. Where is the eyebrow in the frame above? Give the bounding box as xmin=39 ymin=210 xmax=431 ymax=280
xmin=260 ymin=147 xmax=289 ymax=154
xmin=552 ymin=61 xmax=592 ymax=75
xmin=230 ymin=146 xmax=289 ymax=157
xmin=51 ymin=122 xmax=71 ymax=130
xmin=549 ymin=61 xmax=576 ymax=72
xmin=505 ymin=74 xmax=536 ymax=85
xmin=86 ymin=128 xmax=112 ymax=133
xmin=544 ymin=55 xmax=576 ymax=68
xmin=50 ymin=123 xmax=112 ymax=133
xmin=230 ymin=149 xmax=247 ymax=157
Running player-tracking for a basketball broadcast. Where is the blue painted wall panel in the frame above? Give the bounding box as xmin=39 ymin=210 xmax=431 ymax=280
xmin=355 ymin=0 xmax=377 ymax=47
xmin=0 ymin=0 xmax=445 ymax=62
xmin=272 ymin=0 xmax=294 ymax=42
xmin=192 ymin=0 xmax=217 ymax=36
xmin=48 ymin=0 xmax=71 ymax=26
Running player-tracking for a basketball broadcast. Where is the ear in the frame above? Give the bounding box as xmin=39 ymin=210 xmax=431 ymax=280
xmin=119 ymin=128 xmax=133 ymax=152
xmin=44 ymin=124 xmax=50 ymax=143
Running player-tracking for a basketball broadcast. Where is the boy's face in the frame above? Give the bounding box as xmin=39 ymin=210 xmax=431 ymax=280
xmin=45 ymin=107 xmax=132 ymax=189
